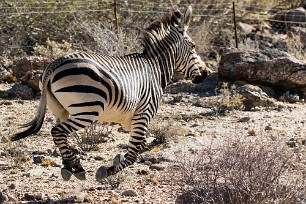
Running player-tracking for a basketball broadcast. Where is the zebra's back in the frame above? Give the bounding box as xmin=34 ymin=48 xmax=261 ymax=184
xmin=46 ymin=52 xmax=159 ymax=128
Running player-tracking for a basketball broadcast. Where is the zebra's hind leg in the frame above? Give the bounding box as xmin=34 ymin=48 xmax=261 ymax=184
xmin=52 ymin=114 xmax=95 ymax=181
xmin=96 ymin=123 xmax=148 ymax=180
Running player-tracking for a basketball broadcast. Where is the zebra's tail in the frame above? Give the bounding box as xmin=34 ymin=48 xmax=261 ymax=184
xmin=11 ymin=73 xmax=49 ymax=141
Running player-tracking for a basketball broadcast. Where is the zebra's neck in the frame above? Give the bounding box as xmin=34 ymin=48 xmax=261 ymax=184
xmin=142 ymin=35 xmax=177 ymax=89
xmin=144 ymin=51 xmax=175 ymax=89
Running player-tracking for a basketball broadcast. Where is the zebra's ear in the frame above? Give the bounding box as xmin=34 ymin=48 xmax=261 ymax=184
xmin=183 ymin=6 xmax=192 ymax=32
xmin=172 ymin=6 xmax=182 ymax=26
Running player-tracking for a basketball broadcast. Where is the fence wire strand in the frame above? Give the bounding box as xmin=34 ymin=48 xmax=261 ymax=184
xmin=1 ymin=1 xmax=306 ymax=53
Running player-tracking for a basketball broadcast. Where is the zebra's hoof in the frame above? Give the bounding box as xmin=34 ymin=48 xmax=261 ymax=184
xmin=96 ymin=166 xmax=108 ymax=181
xmin=74 ymin=171 xmax=86 ymax=180
xmin=61 ymin=168 xmax=73 ymax=181
xmin=113 ymin=153 xmax=125 ymax=166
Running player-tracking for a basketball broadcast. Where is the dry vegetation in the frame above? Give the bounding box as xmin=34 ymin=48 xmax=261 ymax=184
xmin=0 ymin=0 xmax=306 ymax=203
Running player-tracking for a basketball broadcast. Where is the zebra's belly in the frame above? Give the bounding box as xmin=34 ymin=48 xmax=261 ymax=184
xmin=97 ymin=107 xmax=135 ymax=131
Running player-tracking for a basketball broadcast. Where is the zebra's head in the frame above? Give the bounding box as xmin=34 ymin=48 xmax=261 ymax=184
xmin=172 ymin=6 xmax=208 ymax=84
xmin=143 ymin=6 xmax=208 ymax=85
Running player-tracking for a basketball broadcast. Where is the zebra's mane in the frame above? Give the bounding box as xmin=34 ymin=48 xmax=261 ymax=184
xmin=142 ymin=11 xmax=181 ymax=51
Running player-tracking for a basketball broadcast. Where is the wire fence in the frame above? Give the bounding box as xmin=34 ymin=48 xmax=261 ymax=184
xmin=0 ymin=0 xmax=306 ymax=58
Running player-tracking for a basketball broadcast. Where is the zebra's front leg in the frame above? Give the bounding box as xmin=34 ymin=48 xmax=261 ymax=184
xmin=96 ymin=124 xmax=147 ymax=180
xmin=51 ymin=116 xmax=94 ymax=181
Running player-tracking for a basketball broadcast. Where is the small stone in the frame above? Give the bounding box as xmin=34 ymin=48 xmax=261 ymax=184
xmin=23 ymin=193 xmax=40 ymax=201
xmin=144 ymin=161 xmax=152 ymax=166
xmin=248 ymin=127 xmax=256 ymax=136
xmin=121 ymin=189 xmax=138 ymax=197
xmin=270 ymin=135 xmax=278 ymax=141
xmin=74 ymin=192 xmax=87 ymax=203
xmin=287 ymin=139 xmax=297 ymax=148
xmin=33 ymin=155 xmax=45 ymax=164
xmin=239 ymin=117 xmax=250 ymax=122
xmin=0 ymin=151 xmax=6 ymax=157
xmin=32 ymin=150 xmax=48 ymax=155
xmin=137 ymin=169 xmax=149 ymax=175
xmin=96 ymin=186 xmax=103 ymax=191
xmin=22 ymin=173 xmax=31 ymax=177
xmin=94 ymin=156 xmax=104 ymax=161
xmin=88 ymin=187 xmax=95 ymax=192
xmin=8 ymin=183 xmax=16 ymax=189
xmin=149 ymin=164 xmax=165 ymax=171
xmin=118 ymin=143 xmax=128 ymax=149
xmin=265 ymin=125 xmax=273 ymax=131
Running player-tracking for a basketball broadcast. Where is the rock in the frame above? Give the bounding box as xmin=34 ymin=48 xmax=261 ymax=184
xmin=265 ymin=125 xmax=273 ymax=131
xmin=287 ymin=138 xmax=297 ymax=148
xmin=270 ymin=135 xmax=278 ymax=141
xmin=33 ymin=155 xmax=45 ymax=164
xmin=236 ymin=84 xmax=277 ymax=110
xmin=94 ymin=155 xmax=104 ymax=161
xmin=286 ymin=7 xmax=306 ymax=26
xmin=12 ymin=56 xmax=50 ymax=81
xmin=22 ymin=172 xmax=31 ymax=177
xmin=32 ymin=150 xmax=48 ymax=155
xmin=5 ymin=83 xmax=34 ymax=100
xmin=166 ymin=72 xmax=218 ymax=95
xmin=149 ymin=164 xmax=165 ymax=171
xmin=272 ymin=7 xmax=306 ymax=30
xmin=23 ymin=193 xmax=43 ymax=201
xmin=238 ymin=117 xmax=250 ymax=123
xmin=74 ymin=192 xmax=87 ymax=203
xmin=137 ymin=169 xmax=150 ymax=175
xmin=0 ymin=56 xmax=12 ymax=68
xmin=0 ymin=67 xmax=15 ymax=83
xmin=283 ymin=91 xmax=300 ymax=103
xmin=0 ymin=151 xmax=6 ymax=157
xmin=121 ymin=189 xmax=138 ymax=197
xmin=21 ymin=70 xmax=43 ymax=93
xmin=219 ymin=49 xmax=306 ymax=98
xmin=8 ymin=183 xmax=16 ymax=189
xmin=141 ymin=152 xmax=159 ymax=164
xmin=144 ymin=161 xmax=152 ymax=166
xmin=237 ymin=22 xmax=255 ymax=34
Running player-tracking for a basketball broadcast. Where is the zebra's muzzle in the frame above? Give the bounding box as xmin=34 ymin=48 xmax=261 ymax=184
xmin=191 ymin=69 xmax=208 ymax=84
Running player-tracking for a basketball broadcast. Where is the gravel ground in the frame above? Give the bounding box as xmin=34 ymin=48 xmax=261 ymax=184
xmin=0 ymin=94 xmax=305 ymax=203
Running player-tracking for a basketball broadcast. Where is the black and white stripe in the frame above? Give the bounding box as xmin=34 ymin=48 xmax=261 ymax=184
xmin=12 ymin=6 xmax=207 ymax=180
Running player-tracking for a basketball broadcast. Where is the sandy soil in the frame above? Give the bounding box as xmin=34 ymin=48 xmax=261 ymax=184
xmin=0 ymin=93 xmax=305 ymax=203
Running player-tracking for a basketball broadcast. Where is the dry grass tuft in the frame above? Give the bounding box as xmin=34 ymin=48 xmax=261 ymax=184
xmin=73 ymin=122 xmax=113 ymax=152
xmin=207 ymin=82 xmax=245 ymax=116
xmin=170 ymin=136 xmax=305 ymax=204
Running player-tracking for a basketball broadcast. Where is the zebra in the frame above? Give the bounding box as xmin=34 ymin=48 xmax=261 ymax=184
xmin=11 ymin=6 xmax=208 ymax=181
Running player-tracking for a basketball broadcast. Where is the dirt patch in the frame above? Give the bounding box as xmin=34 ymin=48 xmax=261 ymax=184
xmin=0 ymin=94 xmax=305 ymax=203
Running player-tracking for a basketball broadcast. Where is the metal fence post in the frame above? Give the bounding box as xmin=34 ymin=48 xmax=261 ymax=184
xmin=233 ymin=1 xmax=238 ymax=49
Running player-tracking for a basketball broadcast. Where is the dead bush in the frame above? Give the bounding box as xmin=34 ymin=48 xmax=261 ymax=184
xmin=148 ymin=119 xmax=188 ymax=146
xmin=170 ymin=137 xmax=305 ymax=204
xmin=207 ymin=82 xmax=245 ymax=116
xmin=80 ymin=22 xmax=142 ymax=56
xmin=73 ymin=122 xmax=113 ymax=152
